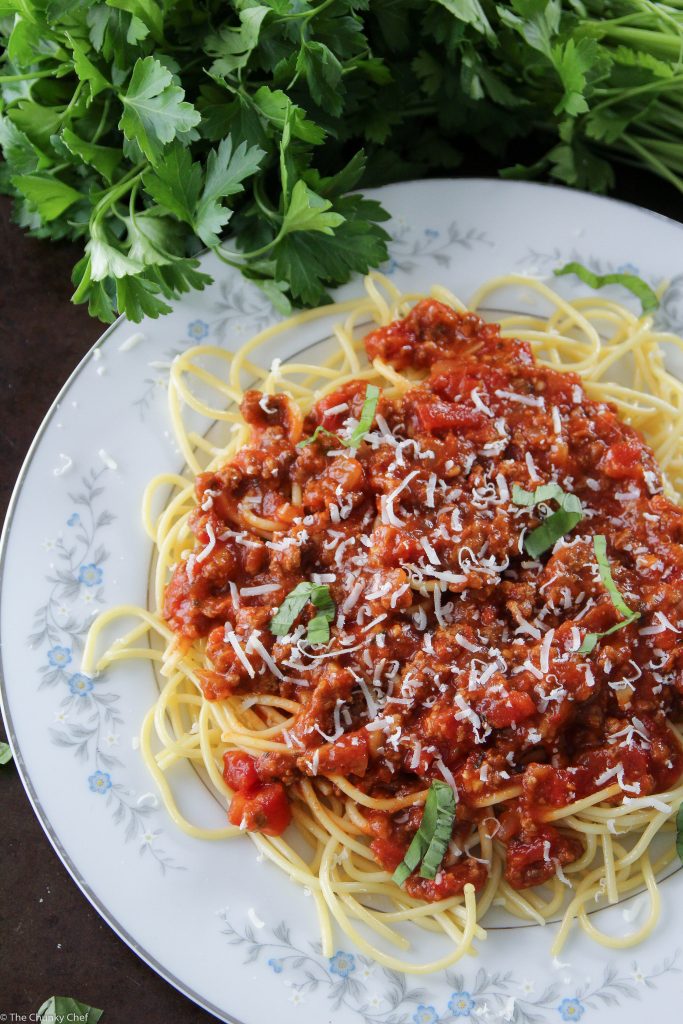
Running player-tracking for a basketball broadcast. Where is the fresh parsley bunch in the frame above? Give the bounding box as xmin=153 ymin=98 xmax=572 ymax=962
xmin=0 ymin=0 xmax=393 ymax=322
xmin=2 ymin=0 xmax=683 ymax=324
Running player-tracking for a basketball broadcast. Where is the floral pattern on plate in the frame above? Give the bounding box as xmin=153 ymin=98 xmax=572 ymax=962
xmin=29 ymin=465 xmax=181 ymax=871
xmin=219 ymin=912 xmax=681 ymax=1023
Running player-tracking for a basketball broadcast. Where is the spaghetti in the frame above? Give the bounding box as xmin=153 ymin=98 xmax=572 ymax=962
xmin=83 ymin=272 xmax=683 ymax=971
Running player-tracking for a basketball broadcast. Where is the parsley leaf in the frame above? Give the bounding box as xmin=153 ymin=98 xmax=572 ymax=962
xmin=2 ymin=0 xmax=682 ymax=324
xmin=61 ymin=127 xmax=122 ymax=182
xmin=10 ymin=174 xmax=84 ymax=222
xmin=37 ymin=997 xmax=103 ymax=1023
xmin=280 ymin=180 xmax=345 ymax=238
xmin=196 ymin=138 xmax=265 ymax=246
xmin=0 ymin=741 xmax=13 ymax=765
xmin=69 ymin=33 xmax=111 ymax=97
xmin=119 ymin=56 xmax=200 ymax=165
xmin=554 ymin=262 xmax=659 ymax=315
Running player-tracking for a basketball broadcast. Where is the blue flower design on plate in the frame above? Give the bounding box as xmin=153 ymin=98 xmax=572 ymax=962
xmin=448 ymin=991 xmax=475 ymax=1017
xmin=88 ymin=770 xmax=112 ymax=794
xmin=329 ymin=951 xmax=355 ymax=977
xmin=268 ymin=958 xmax=283 ymax=973
xmin=78 ymin=563 xmax=103 ymax=587
xmin=188 ymin=319 xmax=209 ymax=340
xmin=558 ymin=998 xmax=585 ymax=1021
xmin=67 ymin=513 xmax=80 ymax=526
xmin=69 ymin=673 xmax=94 ymax=697
xmin=47 ymin=645 xmax=72 ymax=668
xmin=425 ymin=228 xmax=439 ymax=238
xmin=616 ymin=262 xmax=639 ymax=276
xmin=413 ymin=1005 xmax=438 ymax=1024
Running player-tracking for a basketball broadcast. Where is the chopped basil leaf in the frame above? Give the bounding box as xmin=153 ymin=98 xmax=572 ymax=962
xmin=512 ymin=483 xmax=583 ymax=556
xmin=296 ymin=425 xmax=339 ymax=449
xmin=269 ymin=582 xmax=335 ymax=644
xmin=391 ymin=825 xmax=427 ymax=887
xmin=554 ymin=262 xmax=659 ymax=315
xmin=593 ymin=534 xmax=635 ymax=619
xmin=0 ymin=741 xmax=12 ymax=765
xmin=306 ymin=613 xmax=331 ymax=644
xmin=419 ymin=782 xmax=457 ymax=879
xmin=512 ymin=482 xmax=565 ymax=507
xmin=392 ymin=781 xmax=457 ymax=886
xmin=524 ymin=507 xmax=583 ymax=559
xmin=345 ymin=384 xmax=380 ymax=448
xmin=270 ymin=582 xmax=317 ymax=636
xmin=579 ymin=612 xmax=640 ymax=655
xmin=37 ymin=997 xmax=103 ymax=1023
xmin=310 ymin=584 xmax=335 ymax=618
xmin=306 ymin=586 xmax=336 ymax=644
xmin=298 ymin=385 xmax=380 ymax=450
xmin=676 ymin=804 xmax=683 ymax=865
xmin=578 ymin=535 xmax=640 ymax=654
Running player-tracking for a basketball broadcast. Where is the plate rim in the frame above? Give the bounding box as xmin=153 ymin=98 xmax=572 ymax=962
xmin=3 ymin=175 xmax=683 ymax=1022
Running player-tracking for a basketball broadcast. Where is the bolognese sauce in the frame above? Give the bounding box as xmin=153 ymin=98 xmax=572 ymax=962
xmin=164 ymin=299 xmax=683 ymax=899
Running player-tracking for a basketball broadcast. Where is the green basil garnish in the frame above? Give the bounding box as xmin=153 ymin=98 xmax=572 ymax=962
xmin=579 ymin=534 xmax=640 ymax=654
xmin=270 ymin=582 xmax=335 ymax=644
xmin=393 ymin=781 xmax=457 ymax=886
xmin=298 ymin=384 xmax=379 ymax=450
xmin=512 ymin=483 xmax=583 ymax=557
xmin=554 ymin=262 xmax=659 ymax=315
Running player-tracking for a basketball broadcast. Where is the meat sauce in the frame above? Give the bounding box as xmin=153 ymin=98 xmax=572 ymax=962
xmin=165 ymin=299 xmax=683 ymax=898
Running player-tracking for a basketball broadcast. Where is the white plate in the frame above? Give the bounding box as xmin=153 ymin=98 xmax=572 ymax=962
xmin=3 ymin=179 xmax=683 ymax=1024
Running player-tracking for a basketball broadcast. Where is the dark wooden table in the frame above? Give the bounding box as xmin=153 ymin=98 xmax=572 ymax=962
xmin=0 ymin=171 xmax=681 ymax=1022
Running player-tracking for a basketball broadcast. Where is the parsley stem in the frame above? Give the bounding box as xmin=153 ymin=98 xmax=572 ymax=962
xmin=0 ymin=67 xmax=59 ymax=82
xmin=214 ymin=225 xmax=285 ymax=264
xmin=71 ymin=257 xmax=92 ymax=304
xmin=278 ymin=0 xmax=337 ymax=21
xmin=620 ymin=132 xmax=683 ymax=192
xmin=91 ymin=98 xmax=112 ymax=145
xmin=58 ymin=80 xmax=84 ymax=125
xmin=253 ymin=175 xmax=279 ymax=224
xmin=91 ymin=164 xmax=147 ymax=225
xmin=592 ymin=73 xmax=683 ymax=113
xmin=595 ymin=24 xmax=683 ymax=58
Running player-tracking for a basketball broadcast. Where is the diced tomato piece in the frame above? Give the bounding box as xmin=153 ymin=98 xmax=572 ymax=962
xmin=307 ymin=730 xmax=369 ymax=777
xmin=198 ymin=669 xmax=235 ymax=701
xmin=600 ymin=439 xmax=643 ymax=480
xmin=370 ymin=525 xmax=424 ymax=567
xmin=223 ymin=751 xmax=260 ymax=794
xmin=404 ymin=860 xmax=488 ymax=901
xmin=413 ymin=397 xmax=487 ymax=432
xmin=522 ymin=764 xmax=577 ymax=811
xmin=429 ymin=365 xmax=508 ymax=402
xmin=497 ymin=805 xmax=522 ymax=842
xmin=310 ymin=381 xmax=369 ymax=431
xmin=481 ymin=690 xmax=537 ymax=729
xmin=370 ymin=836 xmax=406 ymax=872
xmin=228 ymin=783 xmax=291 ymax=836
xmin=505 ymin=827 xmax=582 ymax=889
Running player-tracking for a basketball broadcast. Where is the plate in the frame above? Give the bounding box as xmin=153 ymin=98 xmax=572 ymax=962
xmin=3 ymin=179 xmax=683 ymax=1024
